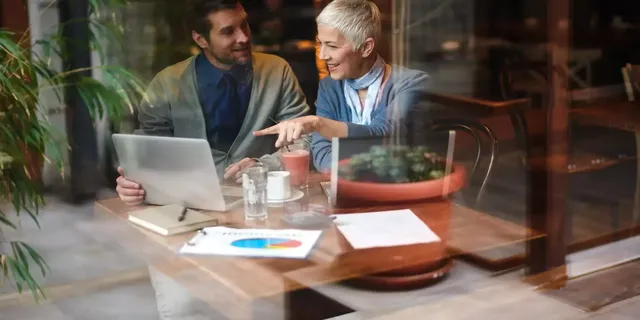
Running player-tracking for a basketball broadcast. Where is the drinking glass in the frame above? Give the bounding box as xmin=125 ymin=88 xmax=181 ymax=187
xmin=281 ymin=139 xmax=311 ymax=189
xmin=242 ymin=165 xmax=269 ymax=221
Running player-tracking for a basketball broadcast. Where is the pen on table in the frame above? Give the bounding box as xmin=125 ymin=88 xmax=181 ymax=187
xmin=178 ymin=206 xmax=188 ymax=222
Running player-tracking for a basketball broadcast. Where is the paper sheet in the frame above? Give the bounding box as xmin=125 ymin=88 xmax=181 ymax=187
xmin=333 ymin=209 xmax=440 ymax=249
xmin=179 ymin=227 xmax=322 ymax=259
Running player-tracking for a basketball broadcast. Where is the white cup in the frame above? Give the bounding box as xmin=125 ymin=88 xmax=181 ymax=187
xmin=267 ymin=171 xmax=291 ymax=201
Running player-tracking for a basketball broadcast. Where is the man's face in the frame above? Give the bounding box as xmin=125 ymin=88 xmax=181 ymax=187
xmin=194 ymin=4 xmax=252 ymax=68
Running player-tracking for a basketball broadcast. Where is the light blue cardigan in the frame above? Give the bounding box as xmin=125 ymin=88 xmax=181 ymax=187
xmin=311 ymin=65 xmax=430 ymax=171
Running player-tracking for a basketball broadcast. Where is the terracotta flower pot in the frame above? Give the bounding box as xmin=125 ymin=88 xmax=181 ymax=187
xmin=336 ymin=162 xmax=466 ymax=203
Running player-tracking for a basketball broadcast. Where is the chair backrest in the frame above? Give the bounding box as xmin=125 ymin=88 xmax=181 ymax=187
xmin=419 ymin=92 xmax=515 ymax=209
xmin=622 ymin=63 xmax=640 ymax=102
xmin=432 ymin=119 xmax=497 ymax=209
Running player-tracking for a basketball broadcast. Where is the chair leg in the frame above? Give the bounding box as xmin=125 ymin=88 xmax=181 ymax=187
xmin=566 ymin=203 xmax=573 ymax=244
xmin=633 ymin=133 xmax=640 ymax=224
xmin=474 ymin=123 xmax=498 ymax=207
xmin=509 ymin=109 xmax=530 ymax=169
xmin=433 ymin=119 xmax=499 ymax=209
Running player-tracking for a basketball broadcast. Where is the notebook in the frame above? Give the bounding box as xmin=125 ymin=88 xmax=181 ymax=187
xmin=128 ymin=204 xmax=218 ymax=236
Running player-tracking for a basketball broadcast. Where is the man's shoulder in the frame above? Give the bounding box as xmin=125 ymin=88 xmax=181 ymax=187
xmin=153 ymin=56 xmax=196 ymax=82
xmin=251 ymin=52 xmax=292 ymax=75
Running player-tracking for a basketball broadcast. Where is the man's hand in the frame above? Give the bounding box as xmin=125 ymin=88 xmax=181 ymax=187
xmin=224 ymin=158 xmax=257 ymax=183
xmin=253 ymin=115 xmax=320 ymax=148
xmin=115 ymin=167 xmax=145 ymax=206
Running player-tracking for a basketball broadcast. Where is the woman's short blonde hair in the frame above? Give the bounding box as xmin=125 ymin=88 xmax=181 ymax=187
xmin=316 ymin=0 xmax=381 ymax=51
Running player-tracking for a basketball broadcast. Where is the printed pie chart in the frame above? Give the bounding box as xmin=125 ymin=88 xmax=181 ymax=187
xmin=231 ymin=238 xmax=302 ymax=249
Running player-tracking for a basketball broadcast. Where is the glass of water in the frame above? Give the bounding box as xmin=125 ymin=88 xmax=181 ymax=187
xmin=242 ymin=165 xmax=269 ymax=221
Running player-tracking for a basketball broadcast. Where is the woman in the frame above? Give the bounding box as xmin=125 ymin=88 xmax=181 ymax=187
xmin=254 ymin=0 xmax=429 ymax=171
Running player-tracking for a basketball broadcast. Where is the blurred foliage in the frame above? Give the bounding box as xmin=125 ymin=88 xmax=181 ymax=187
xmin=0 ymin=0 xmax=145 ymax=301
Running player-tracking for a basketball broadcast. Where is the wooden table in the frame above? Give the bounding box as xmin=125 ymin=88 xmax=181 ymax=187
xmin=571 ymin=100 xmax=640 ymax=132
xmin=571 ymin=100 xmax=640 ymax=222
xmin=93 ymin=175 xmax=541 ymax=319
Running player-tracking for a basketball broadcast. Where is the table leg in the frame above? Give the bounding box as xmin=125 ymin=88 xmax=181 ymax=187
xmin=586 ymin=63 xmax=593 ymax=101
xmin=256 ymin=286 xmax=353 ymax=320
xmin=633 ymin=133 xmax=640 ymax=223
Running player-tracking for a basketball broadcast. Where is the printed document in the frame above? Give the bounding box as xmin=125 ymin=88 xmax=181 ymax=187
xmin=179 ymin=227 xmax=322 ymax=259
xmin=333 ymin=209 xmax=440 ymax=249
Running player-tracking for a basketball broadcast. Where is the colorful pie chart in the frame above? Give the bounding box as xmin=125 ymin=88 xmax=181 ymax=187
xmin=231 ymin=238 xmax=302 ymax=249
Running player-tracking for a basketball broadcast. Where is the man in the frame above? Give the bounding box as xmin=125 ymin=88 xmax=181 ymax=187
xmin=116 ymin=1 xmax=309 ymax=319
xmin=116 ymin=0 xmax=310 ymax=205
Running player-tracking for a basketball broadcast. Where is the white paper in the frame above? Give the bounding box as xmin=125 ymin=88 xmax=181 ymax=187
xmin=179 ymin=227 xmax=322 ymax=259
xmin=333 ymin=209 xmax=440 ymax=249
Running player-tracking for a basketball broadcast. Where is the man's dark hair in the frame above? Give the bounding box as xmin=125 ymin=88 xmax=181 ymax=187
xmin=188 ymin=0 xmax=239 ymax=36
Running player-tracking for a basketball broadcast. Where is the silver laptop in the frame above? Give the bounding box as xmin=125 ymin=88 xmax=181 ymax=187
xmin=111 ymin=134 xmax=243 ymax=211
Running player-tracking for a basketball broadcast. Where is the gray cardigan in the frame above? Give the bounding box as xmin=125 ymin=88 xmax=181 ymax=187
xmin=135 ymin=53 xmax=310 ymax=177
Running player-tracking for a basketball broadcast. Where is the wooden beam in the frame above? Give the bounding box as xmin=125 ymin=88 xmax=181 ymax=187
xmin=58 ymin=0 xmax=101 ymax=202
xmin=525 ymin=0 xmax=570 ymax=279
xmin=0 ymin=0 xmax=29 ymax=35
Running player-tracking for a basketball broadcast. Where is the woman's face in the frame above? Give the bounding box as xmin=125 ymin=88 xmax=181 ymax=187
xmin=317 ymin=24 xmax=368 ymax=80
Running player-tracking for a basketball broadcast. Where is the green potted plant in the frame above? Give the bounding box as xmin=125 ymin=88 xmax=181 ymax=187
xmin=336 ymin=145 xmax=466 ymax=203
xmin=0 ymin=0 xmax=144 ymax=300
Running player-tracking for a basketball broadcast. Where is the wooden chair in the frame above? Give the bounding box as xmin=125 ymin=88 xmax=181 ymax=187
xmin=423 ymin=91 xmax=636 ymax=244
xmin=499 ymin=60 xmax=550 ymax=109
xmin=417 ymin=93 xmax=516 ymax=209
xmin=525 ymin=86 xmax=637 ymax=242
xmin=432 ymin=118 xmax=497 ymax=208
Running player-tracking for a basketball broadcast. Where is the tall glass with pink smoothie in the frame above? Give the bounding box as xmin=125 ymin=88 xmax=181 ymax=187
xmin=281 ymin=139 xmax=310 ymax=188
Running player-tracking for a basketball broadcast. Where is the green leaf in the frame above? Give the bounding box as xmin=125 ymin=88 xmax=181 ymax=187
xmin=0 ymin=212 xmax=17 ymax=229
xmin=6 ymin=249 xmax=46 ymax=301
xmin=7 ymin=258 xmax=25 ymax=294
xmin=0 ymin=254 xmax=8 ymax=287
xmin=11 ymin=242 xmax=29 ymax=273
xmin=19 ymin=242 xmax=49 ymax=277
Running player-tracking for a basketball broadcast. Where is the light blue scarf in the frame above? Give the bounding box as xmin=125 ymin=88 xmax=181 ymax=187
xmin=343 ymin=55 xmax=385 ymax=125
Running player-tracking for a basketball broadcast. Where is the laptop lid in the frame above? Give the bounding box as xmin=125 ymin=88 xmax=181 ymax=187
xmin=111 ymin=134 xmax=242 ymax=211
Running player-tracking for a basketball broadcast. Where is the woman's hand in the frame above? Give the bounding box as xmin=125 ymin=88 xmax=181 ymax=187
xmin=253 ymin=116 xmax=320 ymax=148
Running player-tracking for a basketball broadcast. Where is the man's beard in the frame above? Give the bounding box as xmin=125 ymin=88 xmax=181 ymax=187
xmin=208 ymin=47 xmax=251 ymax=67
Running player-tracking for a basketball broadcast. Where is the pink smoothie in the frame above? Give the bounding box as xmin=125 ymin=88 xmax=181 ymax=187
xmin=282 ymin=150 xmax=310 ymax=187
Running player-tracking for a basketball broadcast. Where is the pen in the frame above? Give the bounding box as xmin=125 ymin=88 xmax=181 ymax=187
xmin=178 ymin=206 xmax=188 ymax=222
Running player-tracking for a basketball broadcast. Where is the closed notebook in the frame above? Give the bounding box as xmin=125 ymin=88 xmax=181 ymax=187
xmin=128 ymin=204 xmax=217 ymax=236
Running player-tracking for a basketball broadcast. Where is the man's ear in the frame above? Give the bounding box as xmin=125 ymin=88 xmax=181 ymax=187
xmin=360 ymin=38 xmax=375 ymax=58
xmin=192 ymin=30 xmax=209 ymax=49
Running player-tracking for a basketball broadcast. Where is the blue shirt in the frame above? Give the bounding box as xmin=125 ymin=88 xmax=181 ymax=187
xmin=195 ymin=53 xmax=252 ymax=152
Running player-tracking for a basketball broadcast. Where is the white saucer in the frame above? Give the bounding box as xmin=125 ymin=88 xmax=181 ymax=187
xmin=267 ymin=189 xmax=304 ymax=205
